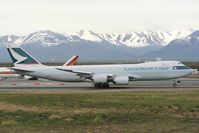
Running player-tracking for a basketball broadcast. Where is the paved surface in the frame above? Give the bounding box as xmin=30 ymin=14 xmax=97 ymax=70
xmin=0 ymin=78 xmax=199 ymax=91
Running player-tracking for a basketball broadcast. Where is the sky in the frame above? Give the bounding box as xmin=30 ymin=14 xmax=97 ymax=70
xmin=0 ymin=0 xmax=199 ymax=35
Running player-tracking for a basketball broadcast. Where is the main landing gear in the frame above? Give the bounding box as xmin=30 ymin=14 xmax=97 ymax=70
xmin=173 ymin=80 xmax=181 ymax=88
xmin=94 ymin=83 xmax=110 ymax=88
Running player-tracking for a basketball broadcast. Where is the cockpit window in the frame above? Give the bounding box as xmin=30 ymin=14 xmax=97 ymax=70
xmin=173 ymin=66 xmax=191 ymax=70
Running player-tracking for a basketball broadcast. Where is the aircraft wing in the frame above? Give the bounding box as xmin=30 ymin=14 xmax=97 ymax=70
xmin=56 ymin=68 xmax=93 ymax=78
xmin=56 ymin=68 xmax=139 ymax=80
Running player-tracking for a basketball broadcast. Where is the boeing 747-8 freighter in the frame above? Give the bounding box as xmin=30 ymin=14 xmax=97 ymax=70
xmin=6 ymin=44 xmax=196 ymax=88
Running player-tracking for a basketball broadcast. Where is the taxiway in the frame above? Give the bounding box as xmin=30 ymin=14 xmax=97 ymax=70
xmin=0 ymin=78 xmax=199 ymax=91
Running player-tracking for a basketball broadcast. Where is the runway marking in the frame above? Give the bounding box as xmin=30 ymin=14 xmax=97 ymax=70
xmin=34 ymin=82 xmax=41 ymax=85
xmin=0 ymin=78 xmax=198 ymax=91
xmin=11 ymin=83 xmax=16 ymax=86
xmin=59 ymin=83 xmax=65 ymax=86
xmin=46 ymin=83 xmax=53 ymax=85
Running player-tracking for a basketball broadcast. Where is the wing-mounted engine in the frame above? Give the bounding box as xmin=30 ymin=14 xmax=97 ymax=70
xmin=92 ymin=74 xmax=129 ymax=85
xmin=113 ymin=76 xmax=129 ymax=85
xmin=92 ymin=74 xmax=114 ymax=88
xmin=92 ymin=74 xmax=109 ymax=83
xmin=56 ymin=67 xmax=131 ymax=88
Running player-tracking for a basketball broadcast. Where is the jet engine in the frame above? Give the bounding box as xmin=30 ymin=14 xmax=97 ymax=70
xmin=92 ymin=74 xmax=108 ymax=83
xmin=114 ymin=76 xmax=129 ymax=85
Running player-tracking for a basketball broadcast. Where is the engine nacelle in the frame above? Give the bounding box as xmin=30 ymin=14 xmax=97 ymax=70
xmin=114 ymin=76 xmax=129 ymax=85
xmin=92 ymin=74 xmax=108 ymax=83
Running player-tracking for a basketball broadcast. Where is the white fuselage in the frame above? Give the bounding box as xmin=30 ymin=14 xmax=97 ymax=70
xmin=13 ymin=61 xmax=195 ymax=82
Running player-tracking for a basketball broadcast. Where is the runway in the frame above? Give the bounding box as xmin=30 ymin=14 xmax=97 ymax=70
xmin=0 ymin=78 xmax=199 ymax=91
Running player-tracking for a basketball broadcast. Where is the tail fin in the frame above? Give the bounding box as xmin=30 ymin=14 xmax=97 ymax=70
xmin=64 ymin=55 xmax=79 ymax=66
xmin=6 ymin=44 xmax=42 ymax=67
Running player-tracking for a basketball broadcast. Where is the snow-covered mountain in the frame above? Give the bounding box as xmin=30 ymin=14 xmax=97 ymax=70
xmin=144 ymin=30 xmax=199 ymax=61
xmin=0 ymin=29 xmax=193 ymax=48
xmin=0 ymin=30 xmax=72 ymax=47
xmin=0 ymin=29 xmax=197 ymax=62
xmin=65 ymin=29 xmax=193 ymax=47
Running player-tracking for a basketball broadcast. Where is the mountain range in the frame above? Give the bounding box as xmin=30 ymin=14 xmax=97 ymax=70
xmin=0 ymin=29 xmax=198 ymax=63
xmin=144 ymin=30 xmax=199 ymax=61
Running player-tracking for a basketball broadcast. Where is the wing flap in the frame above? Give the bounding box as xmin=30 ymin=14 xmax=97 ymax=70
xmin=56 ymin=68 xmax=93 ymax=78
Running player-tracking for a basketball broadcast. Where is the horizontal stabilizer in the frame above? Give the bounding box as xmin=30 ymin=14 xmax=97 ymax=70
xmin=11 ymin=68 xmax=34 ymax=73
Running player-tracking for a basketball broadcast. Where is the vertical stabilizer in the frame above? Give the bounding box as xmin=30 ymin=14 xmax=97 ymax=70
xmin=6 ymin=44 xmax=42 ymax=67
xmin=64 ymin=55 xmax=79 ymax=66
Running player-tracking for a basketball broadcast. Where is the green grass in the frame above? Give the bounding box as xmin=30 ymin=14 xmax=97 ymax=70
xmin=0 ymin=90 xmax=199 ymax=133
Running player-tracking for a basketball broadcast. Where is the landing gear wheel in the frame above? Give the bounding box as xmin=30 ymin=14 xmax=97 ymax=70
xmin=94 ymin=83 xmax=109 ymax=88
xmin=94 ymin=83 xmax=102 ymax=88
xmin=102 ymin=83 xmax=109 ymax=88
xmin=173 ymin=83 xmax=177 ymax=88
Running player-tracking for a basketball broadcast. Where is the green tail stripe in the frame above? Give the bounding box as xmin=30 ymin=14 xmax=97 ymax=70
xmin=7 ymin=48 xmax=39 ymax=64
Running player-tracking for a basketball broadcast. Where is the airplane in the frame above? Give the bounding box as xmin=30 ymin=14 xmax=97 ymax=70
xmin=0 ymin=67 xmax=21 ymax=80
xmin=6 ymin=44 xmax=196 ymax=88
xmin=0 ymin=52 xmax=79 ymax=80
